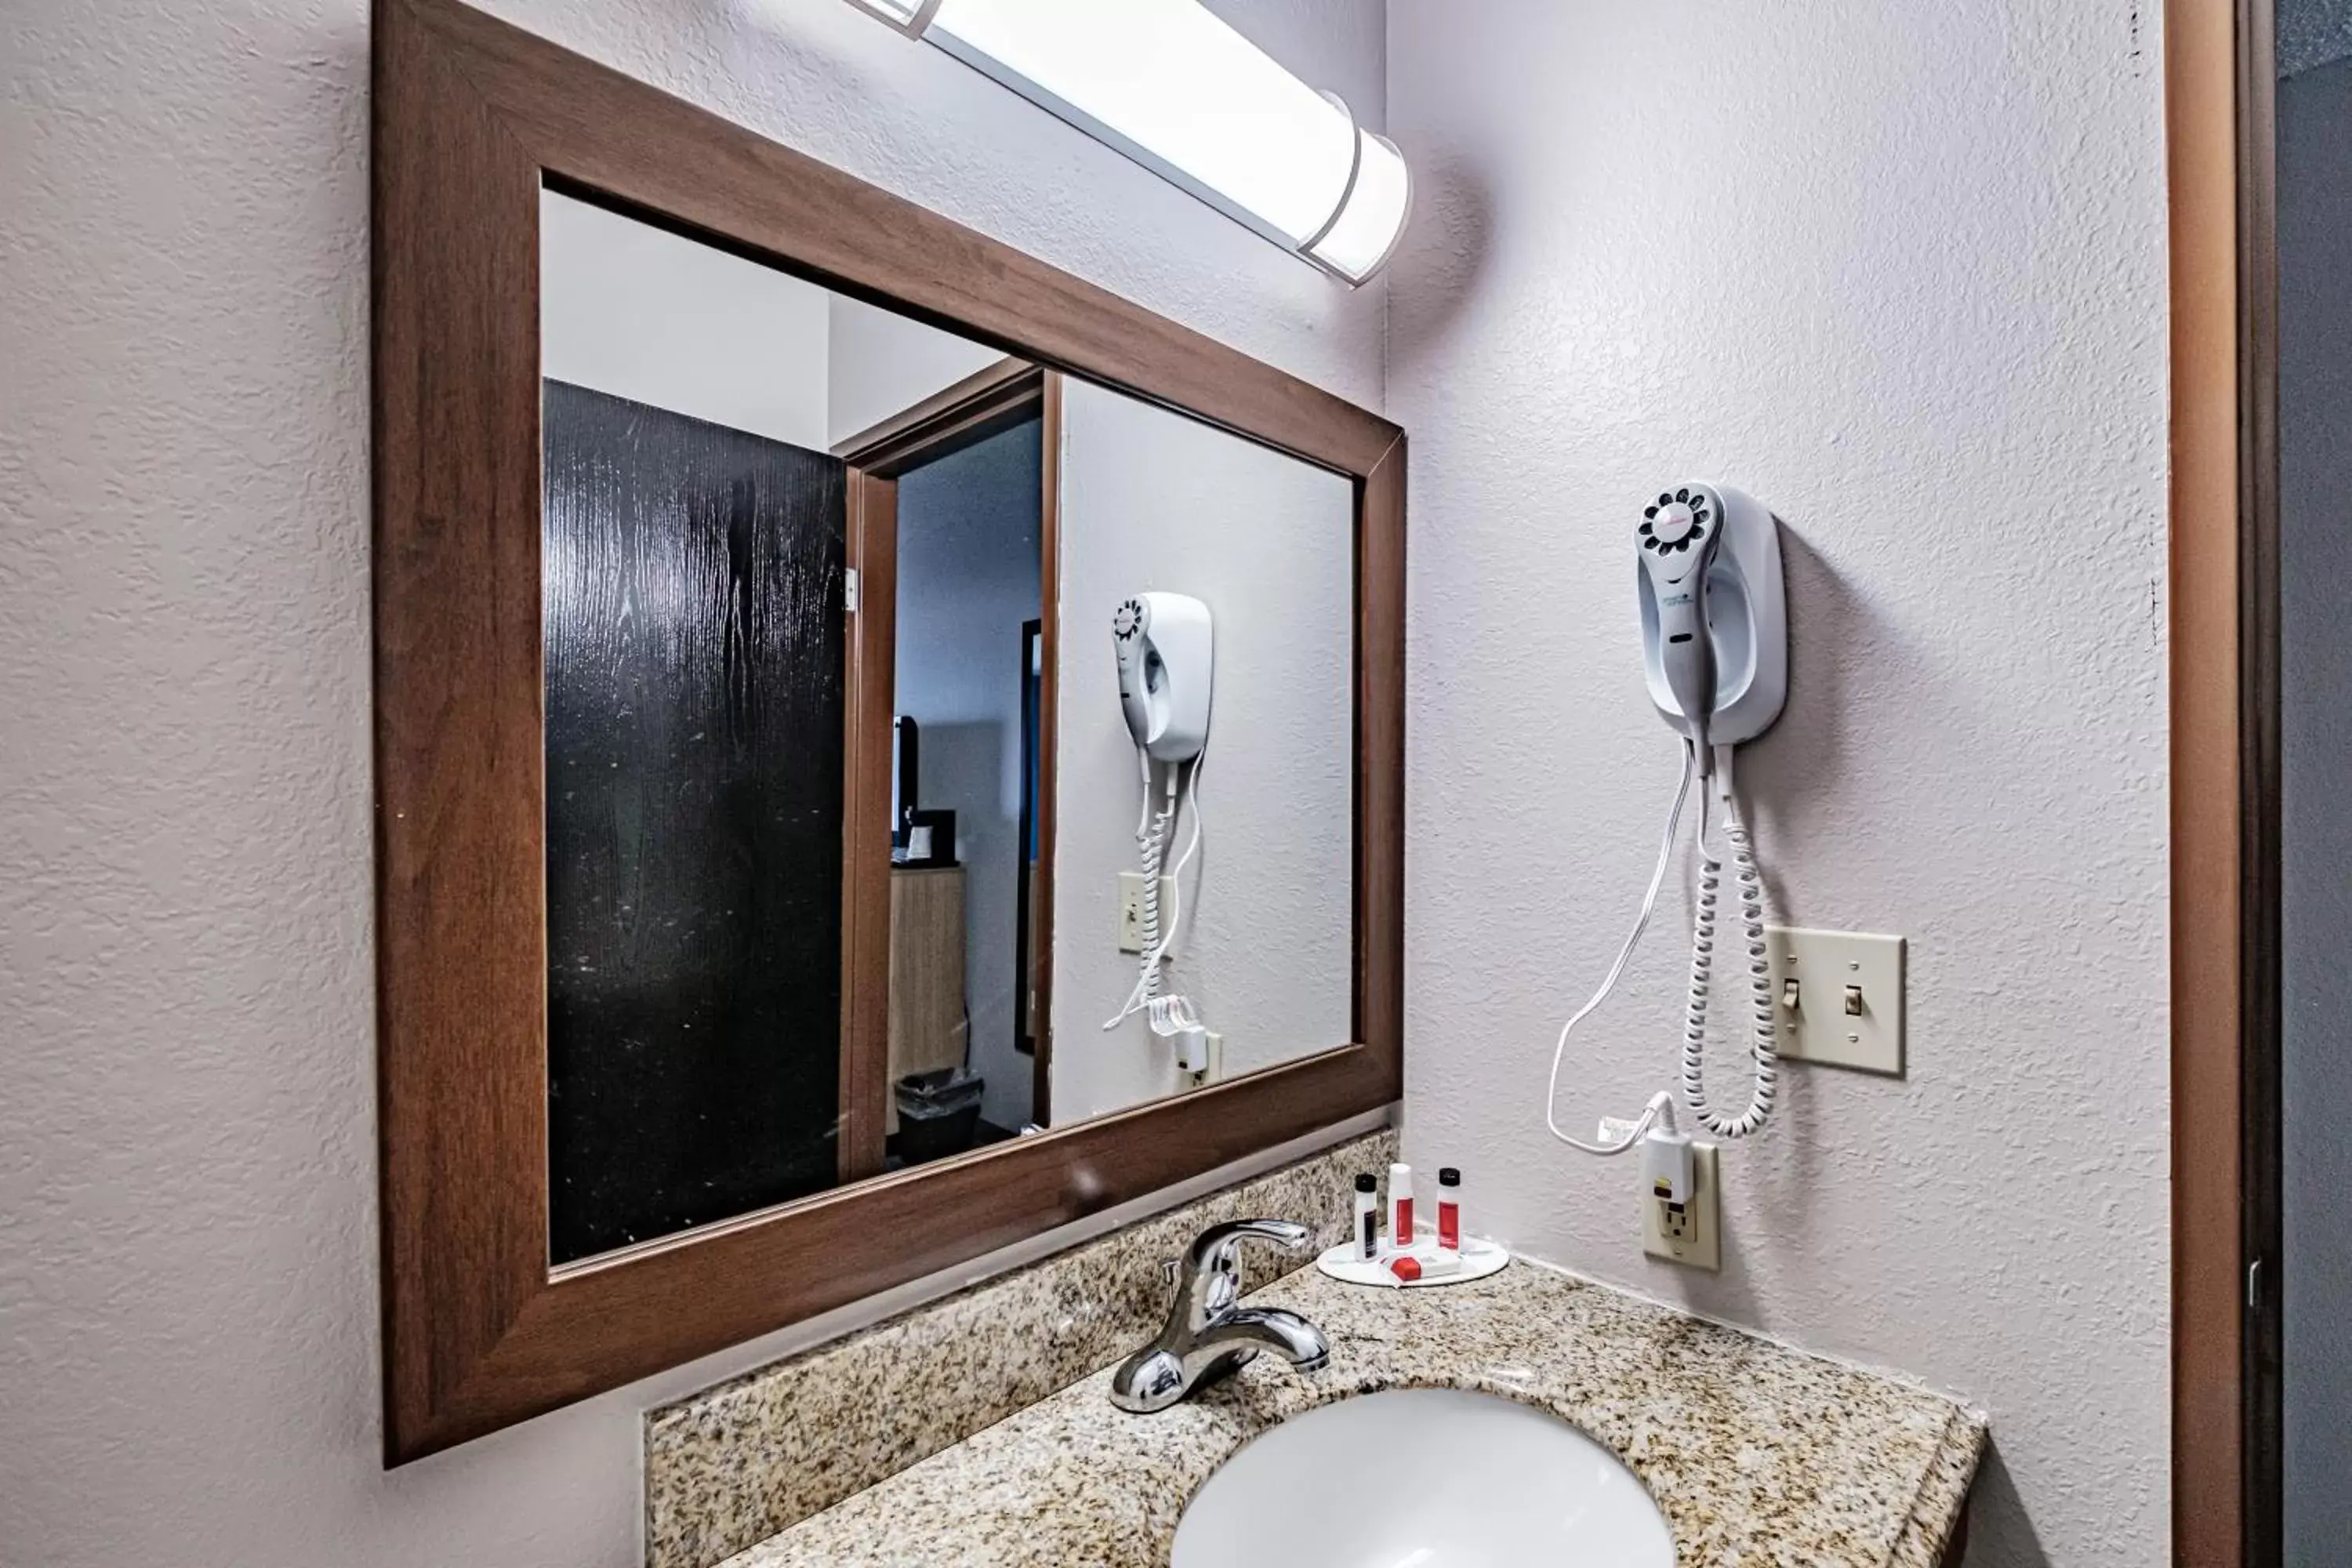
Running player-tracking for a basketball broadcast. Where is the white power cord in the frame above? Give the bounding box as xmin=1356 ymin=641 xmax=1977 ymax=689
xmin=1104 ymin=749 xmax=1208 ymax=1034
xmin=1544 ymin=740 xmax=1778 ymax=1153
xmin=1133 ymin=757 xmax=1176 ymax=1011
xmin=1543 ymin=748 xmax=1693 ymax=1155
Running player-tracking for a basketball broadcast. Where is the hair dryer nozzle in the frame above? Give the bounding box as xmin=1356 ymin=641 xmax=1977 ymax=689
xmin=1112 ymin=592 xmax=1213 ymax=762
xmin=1637 ymin=485 xmax=1724 ymax=757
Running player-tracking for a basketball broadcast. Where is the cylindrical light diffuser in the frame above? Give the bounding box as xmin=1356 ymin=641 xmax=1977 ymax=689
xmin=842 ymin=0 xmax=1410 ymax=284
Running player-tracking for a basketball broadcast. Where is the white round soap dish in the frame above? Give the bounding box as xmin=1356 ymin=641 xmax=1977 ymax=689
xmin=1315 ymin=1236 xmax=1510 ymax=1289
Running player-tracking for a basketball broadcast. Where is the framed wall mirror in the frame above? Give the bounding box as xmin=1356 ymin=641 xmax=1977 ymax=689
xmin=374 ymin=0 xmax=1402 ymax=1461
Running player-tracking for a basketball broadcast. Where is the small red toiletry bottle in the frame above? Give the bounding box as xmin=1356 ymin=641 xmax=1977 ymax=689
xmin=1387 ymin=1163 xmax=1414 ymax=1248
xmin=1438 ymin=1167 xmax=1462 ymax=1250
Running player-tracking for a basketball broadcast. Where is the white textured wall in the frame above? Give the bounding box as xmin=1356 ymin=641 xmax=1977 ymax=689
xmin=1050 ymin=381 xmax=1356 ymax=1123
xmin=0 ymin=3 xmax=1385 ymax=1566
xmin=826 ymin=295 xmax=1005 ymax=448
xmin=541 ymin=191 xmax=1011 ymax=452
xmin=541 ymin=190 xmax=833 ymax=448
xmin=1385 ymin=4 xmax=2169 ymax=1566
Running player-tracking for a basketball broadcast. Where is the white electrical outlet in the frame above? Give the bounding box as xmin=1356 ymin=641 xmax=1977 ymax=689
xmin=1116 ymin=873 xmax=1178 ymax=954
xmin=1763 ymin=927 xmax=1905 ymax=1074
xmin=1642 ymin=1140 xmax=1719 ymax=1270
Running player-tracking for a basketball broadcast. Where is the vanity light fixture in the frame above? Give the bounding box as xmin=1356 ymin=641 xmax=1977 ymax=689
xmin=840 ymin=0 xmax=1411 ymax=284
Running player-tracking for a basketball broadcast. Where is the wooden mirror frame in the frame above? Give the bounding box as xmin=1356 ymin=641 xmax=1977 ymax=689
xmin=372 ymin=0 xmax=1403 ymax=1463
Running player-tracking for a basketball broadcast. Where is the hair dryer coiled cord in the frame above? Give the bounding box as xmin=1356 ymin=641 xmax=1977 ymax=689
xmin=1682 ymin=778 xmax=1777 ymax=1139
xmin=1134 ymin=789 xmax=1175 ymax=1006
xmin=1105 ymin=750 xmax=1207 ymax=1034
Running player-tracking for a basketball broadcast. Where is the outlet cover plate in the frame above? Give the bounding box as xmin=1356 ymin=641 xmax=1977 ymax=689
xmin=1642 ymin=1140 xmax=1719 ymax=1270
xmin=1116 ymin=873 xmax=1178 ymax=954
xmin=1763 ymin=926 xmax=1905 ymax=1075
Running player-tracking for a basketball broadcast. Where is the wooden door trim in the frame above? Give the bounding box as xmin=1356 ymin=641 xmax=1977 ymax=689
xmin=2233 ymin=0 xmax=2284 ymax=1554
xmin=2169 ymin=0 xmax=2280 ymax=1561
xmin=837 ymin=467 xmax=898 ymax=1185
xmin=834 ymin=365 xmax=1051 ymax=1171
xmin=836 ymin=361 xmax=1045 ymax=477
xmin=1031 ymin=371 xmax=1062 ymax=1125
xmin=373 ymin=0 xmax=1403 ymax=1463
xmin=831 ymin=356 xmax=1040 ymax=466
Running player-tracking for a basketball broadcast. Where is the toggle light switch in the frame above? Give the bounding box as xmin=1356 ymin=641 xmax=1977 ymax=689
xmin=1762 ymin=927 xmax=1905 ymax=1075
xmin=1117 ymin=873 xmax=1179 ymax=953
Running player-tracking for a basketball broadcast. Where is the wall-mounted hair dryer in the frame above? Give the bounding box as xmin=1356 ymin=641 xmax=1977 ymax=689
xmin=1635 ymin=484 xmax=1786 ymax=772
xmin=1113 ymin=593 xmax=1214 ymax=764
xmin=1548 ymin=482 xmax=1790 ymax=1175
xmin=1105 ymin=592 xmax=1215 ymax=1071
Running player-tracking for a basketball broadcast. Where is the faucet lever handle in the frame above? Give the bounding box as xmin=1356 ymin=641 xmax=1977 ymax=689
xmin=1163 ymin=1219 xmax=1312 ymax=1334
xmin=1185 ymin=1217 xmax=1311 ymax=1271
xmin=1112 ymin=1220 xmax=1330 ymax=1414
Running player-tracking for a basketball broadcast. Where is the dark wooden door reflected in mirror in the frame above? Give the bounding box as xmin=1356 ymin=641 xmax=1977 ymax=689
xmin=541 ymin=381 xmax=848 ymax=1264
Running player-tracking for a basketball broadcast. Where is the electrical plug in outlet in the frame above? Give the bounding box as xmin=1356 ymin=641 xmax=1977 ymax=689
xmin=1116 ymin=873 xmax=1178 ymax=954
xmin=1184 ymin=1031 xmax=1225 ymax=1087
xmin=1642 ymin=1140 xmax=1720 ymax=1270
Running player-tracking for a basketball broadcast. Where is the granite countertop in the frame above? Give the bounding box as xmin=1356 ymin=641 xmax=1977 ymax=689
xmin=717 ymin=1258 xmax=1984 ymax=1568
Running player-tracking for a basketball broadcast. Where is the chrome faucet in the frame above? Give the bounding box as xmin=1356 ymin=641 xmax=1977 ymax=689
xmin=1109 ymin=1218 xmax=1331 ymax=1413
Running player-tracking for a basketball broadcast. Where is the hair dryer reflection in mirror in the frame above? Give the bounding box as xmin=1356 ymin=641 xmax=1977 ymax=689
xmin=1106 ymin=593 xmax=1215 ymax=1072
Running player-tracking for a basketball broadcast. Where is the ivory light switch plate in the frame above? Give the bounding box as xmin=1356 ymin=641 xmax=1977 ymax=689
xmin=1763 ymin=926 xmax=1905 ymax=1074
xmin=1116 ymin=873 xmax=1178 ymax=954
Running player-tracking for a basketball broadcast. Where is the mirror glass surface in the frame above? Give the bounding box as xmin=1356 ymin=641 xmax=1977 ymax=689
xmin=538 ymin=189 xmax=1354 ymax=1264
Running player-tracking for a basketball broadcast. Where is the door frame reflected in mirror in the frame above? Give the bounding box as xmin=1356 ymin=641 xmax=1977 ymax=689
xmin=372 ymin=0 xmax=1403 ymax=1463
xmin=830 ymin=358 xmax=1062 ymax=1178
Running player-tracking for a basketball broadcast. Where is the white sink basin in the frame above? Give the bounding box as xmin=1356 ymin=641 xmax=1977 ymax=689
xmin=1170 ymin=1388 xmax=1674 ymax=1568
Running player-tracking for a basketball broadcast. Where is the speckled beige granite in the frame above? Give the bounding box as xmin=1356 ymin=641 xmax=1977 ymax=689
xmin=1888 ymin=1403 xmax=1987 ymax=1568
xmin=644 ymin=1131 xmax=1396 ymax=1568
xmin=716 ymin=1261 xmax=1986 ymax=1568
